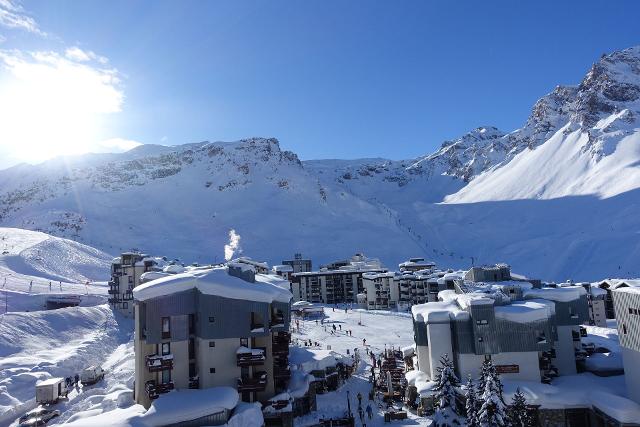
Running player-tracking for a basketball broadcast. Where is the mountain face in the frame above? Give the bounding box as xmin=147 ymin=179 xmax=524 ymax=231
xmin=1 ymin=46 xmax=640 ymax=281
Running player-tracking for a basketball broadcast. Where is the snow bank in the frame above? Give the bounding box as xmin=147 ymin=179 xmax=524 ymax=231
xmin=133 ymin=266 xmax=292 ymax=303
xmin=226 ymin=402 xmax=264 ymax=427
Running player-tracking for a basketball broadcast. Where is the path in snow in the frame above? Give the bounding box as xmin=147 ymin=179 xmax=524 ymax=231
xmin=290 ymin=306 xmax=430 ymax=426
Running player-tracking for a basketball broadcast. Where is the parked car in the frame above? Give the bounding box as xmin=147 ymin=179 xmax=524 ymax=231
xmin=80 ymin=366 xmax=105 ymax=385
xmin=18 ymin=408 xmax=60 ymax=426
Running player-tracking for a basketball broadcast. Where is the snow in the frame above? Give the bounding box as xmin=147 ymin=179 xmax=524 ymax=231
xmin=524 ymin=286 xmax=586 ymax=302
xmin=289 ymin=348 xmax=349 ymax=372
xmin=494 ymin=299 xmax=555 ymax=323
xmin=140 ymin=387 xmax=238 ymax=426
xmin=36 ymin=378 xmax=65 ymax=387
xmin=133 ymin=266 xmax=292 ymax=303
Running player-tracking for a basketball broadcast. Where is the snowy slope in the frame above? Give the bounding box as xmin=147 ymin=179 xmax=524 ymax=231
xmin=1 ymin=47 xmax=640 ymax=280
xmin=0 ymin=228 xmax=112 ymax=283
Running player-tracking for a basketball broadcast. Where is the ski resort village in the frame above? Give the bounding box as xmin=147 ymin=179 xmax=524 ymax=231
xmin=3 ymin=1 xmax=640 ymax=426
xmin=1 ymin=226 xmax=640 ymax=427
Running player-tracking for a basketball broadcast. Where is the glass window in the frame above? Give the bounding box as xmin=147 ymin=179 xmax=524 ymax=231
xmin=189 ymin=314 xmax=195 ymax=334
xmin=209 ymin=341 xmax=215 ymax=347
xmin=161 ymin=342 xmax=170 ymax=355
xmin=162 ymin=317 xmax=170 ymax=338
xmin=209 ymin=368 xmax=216 ymax=374
xmin=240 ymin=338 xmax=248 ymax=347
xmin=209 ymin=316 xmax=215 ymax=323
xmin=161 ymin=369 xmax=171 ymax=384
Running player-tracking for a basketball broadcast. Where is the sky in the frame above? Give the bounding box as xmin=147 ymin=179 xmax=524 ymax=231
xmin=0 ymin=0 xmax=639 ymax=169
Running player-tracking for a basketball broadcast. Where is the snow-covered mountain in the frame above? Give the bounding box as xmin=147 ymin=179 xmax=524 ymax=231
xmin=1 ymin=46 xmax=640 ymax=281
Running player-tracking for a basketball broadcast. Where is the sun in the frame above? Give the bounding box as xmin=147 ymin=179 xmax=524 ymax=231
xmin=0 ymin=51 xmax=122 ymax=164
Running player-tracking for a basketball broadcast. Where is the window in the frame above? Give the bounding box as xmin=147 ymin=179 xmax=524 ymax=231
xmin=189 ymin=314 xmax=195 ymax=334
xmin=209 ymin=316 xmax=215 ymax=323
xmin=161 ymin=342 xmax=170 ymax=355
xmin=478 ymin=337 xmax=483 ymax=342
xmin=128 ymin=276 xmax=133 ymax=284
xmin=189 ymin=362 xmax=196 ymax=377
xmin=630 ymin=308 xmax=634 ymax=315
xmin=209 ymin=341 xmax=215 ymax=347
xmin=623 ymin=324 xmax=628 ymax=335
xmin=162 ymin=317 xmax=171 ymax=339
xmin=240 ymin=338 xmax=248 ymax=347
xmin=209 ymin=368 xmax=216 ymax=374
xmin=476 ymin=319 xmax=488 ymax=325
xmin=161 ymin=369 xmax=171 ymax=384
xmin=121 ymin=302 xmax=128 ymax=309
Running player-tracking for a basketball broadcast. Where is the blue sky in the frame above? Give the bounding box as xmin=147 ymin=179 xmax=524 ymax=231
xmin=0 ymin=0 xmax=639 ymax=167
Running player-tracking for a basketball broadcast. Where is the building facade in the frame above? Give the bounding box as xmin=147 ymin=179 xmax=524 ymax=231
xmin=612 ymin=287 xmax=640 ymax=404
xmin=133 ymin=264 xmax=292 ymax=409
xmin=412 ymin=282 xmax=589 ymax=384
xmin=109 ymin=253 xmax=160 ymax=317
xmin=282 ymin=253 xmax=312 ymax=273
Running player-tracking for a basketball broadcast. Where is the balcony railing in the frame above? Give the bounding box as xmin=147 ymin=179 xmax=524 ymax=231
xmin=236 ymin=347 xmax=266 ymax=366
xmin=145 ymin=380 xmax=174 ymax=399
xmin=237 ymin=372 xmax=267 ymax=392
xmin=146 ymin=354 xmax=174 ymax=372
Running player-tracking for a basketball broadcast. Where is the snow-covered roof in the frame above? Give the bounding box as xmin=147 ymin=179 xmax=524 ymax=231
xmin=163 ymin=264 xmax=186 ymax=274
xmin=289 ymin=347 xmax=351 ymax=372
xmin=494 ymin=299 xmax=555 ymax=323
xmin=141 ymin=387 xmax=238 ymax=426
xmin=133 ymin=266 xmax=292 ymax=303
xmin=272 ymin=265 xmax=293 ymax=272
xmin=411 ymin=300 xmax=470 ymax=323
xmin=140 ymin=271 xmax=172 ymax=282
xmin=524 ymin=286 xmax=586 ymax=302
xmin=36 ymin=377 xmax=64 ymax=386
xmin=613 ymin=286 xmax=640 ymax=296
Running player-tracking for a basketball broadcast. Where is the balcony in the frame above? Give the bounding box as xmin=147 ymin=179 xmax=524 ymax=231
xmin=108 ymin=297 xmax=121 ymax=304
xmin=146 ymin=354 xmax=174 ymax=372
xmin=236 ymin=347 xmax=266 ymax=366
xmin=237 ymin=371 xmax=267 ymax=392
xmin=107 ymin=288 xmax=119 ymax=295
xmin=274 ymin=366 xmax=291 ymax=379
xmin=145 ymin=380 xmax=174 ymax=399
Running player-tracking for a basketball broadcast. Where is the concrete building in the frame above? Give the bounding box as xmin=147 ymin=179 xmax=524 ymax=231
xmin=398 ymin=257 xmax=437 ymax=273
xmin=585 ymin=283 xmax=608 ymax=327
xmin=411 ymin=281 xmax=589 ymax=384
xmin=272 ymin=265 xmax=294 ymax=282
xmin=282 ymin=253 xmax=312 ymax=273
xmin=291 ymin=254 xmax=386 ymax=304
xmin=109 ymin=253 xmax=162 ymax=317
xmin=612 ymin=287 xmax=640 ymax=404
xmin=132 ymin=262 xmax=293 ymax=409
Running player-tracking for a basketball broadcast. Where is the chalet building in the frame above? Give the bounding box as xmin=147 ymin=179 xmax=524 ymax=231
xmin=612 ymin=287 xmax=640 ymax=404
xmin=132 ymin=262 xmax=293 ymax=409
xmin=593 ymin=279 xmax=640 ymax=319
xmin=109 ymin=253 xmax=162 ymax=317
xmin=411 ymin=281 xmax=589 ymax=384
xmin=291 ymin=253 xmax=386 ymax=304
xmin=282 ymin=253 xmax=312 ymax=273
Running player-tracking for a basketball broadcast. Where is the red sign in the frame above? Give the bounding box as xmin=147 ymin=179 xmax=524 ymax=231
xmin=495 ymin=364 xmax=519 ymax=374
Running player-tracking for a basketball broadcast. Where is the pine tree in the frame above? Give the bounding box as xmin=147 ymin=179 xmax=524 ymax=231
xmin=464 ymin=375 xmax=479 ymax=427
xmin=508 ymin=388 xmax=530 ymax=427
xmin=477 ymin=359 xmax=509 ymax=427
xmin=432 ymin=354 xmax=461 ymax=427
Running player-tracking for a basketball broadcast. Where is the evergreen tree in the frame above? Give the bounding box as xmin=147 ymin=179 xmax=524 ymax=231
xmin=508 ymin=388 xmax=530 ymax=427
xmin=477 ymin=359 xmax=509 ymax=427
xmin=432 ymin=354 xmax=461 ymax=427
xmin=464 ymin=375 xmax=479 ymax=427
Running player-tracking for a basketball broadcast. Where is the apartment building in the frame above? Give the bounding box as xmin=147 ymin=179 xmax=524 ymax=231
xmin=612 ymin=287 xmax=640 ymax=404
xmin=291 ymin=254 xmax=386 ymax=304
xmin=411 ymin=281 xmax=589 ymax=384
xmin=586 ymin=283 xmax=608 ymax=327
xmin=282 ymin=253 xmax=312 ymax=273
xmin=132 ymin=262 xmax=293 ymax=409
xmin=593 ymin=279 xmax=640 ymax=319
xmin=398 ymin=257 xmax=436 ymax=273
xmin=109 ymin=253 xmax=162 ymax=317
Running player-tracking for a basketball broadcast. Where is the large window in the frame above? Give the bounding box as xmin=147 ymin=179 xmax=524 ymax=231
xmin=161 ymin=342 xmax=170 ymax=355
xmin=162 ymin=317 xmax=171 ymax=339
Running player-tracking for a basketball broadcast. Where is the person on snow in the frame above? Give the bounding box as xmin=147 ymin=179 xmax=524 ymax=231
xmin=366 ymin=404 xmax=373 ymax=419
xmin=357 ymin=392 xmax=363 ymax=406
xmin=362 ymin=338 xmax=366 ymax=346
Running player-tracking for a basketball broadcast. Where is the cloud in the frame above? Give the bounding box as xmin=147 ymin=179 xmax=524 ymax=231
xmin=0 ymin=0 xmax=45 ymax=35
xmin=0 ymin=49 xmax=125 ymax=163
xmin=65 ymin=46 xmax=108 ymax=64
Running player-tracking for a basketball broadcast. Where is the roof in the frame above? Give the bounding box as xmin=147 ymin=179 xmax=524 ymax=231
xmin=524 ymin=286 xmax=586 ymax=302
xmin=36 ymin=377 xmax=64 ymax=386
xmin=133 ymin=266 xmax=292 ymax=303
xmin=494 ymin=299 xmax=555 ymax=323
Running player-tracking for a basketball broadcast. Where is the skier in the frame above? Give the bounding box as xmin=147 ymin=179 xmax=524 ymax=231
xmin=339 ymin=324 xmax=342 ymax=331
xmin=332 ymin=324 xmax=336 ymax=332
xmin=366 ymin=404 xmax=373 ymax=419
xmin=357 ymin=392 xmax=363 ymax=406
xmin=363 ymin=338 xmax=366 ymax=346
xmin=74 ymin=373 xmax=79 ymax=385
xmin=358 ymin=406 xmax=365 ymax=423
xmin=315 ymin=319 xmax=318 ymax=325
xmin=49 ymin=282 xmax=51 ymax=291
xmin=59 ymin=281 xmax=62 ymax=291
